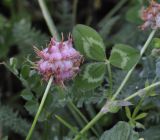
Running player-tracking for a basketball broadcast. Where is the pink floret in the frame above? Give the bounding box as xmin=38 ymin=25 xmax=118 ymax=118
xmin=34 ymin=35 xmax=82 ymax=86
xmin=140 ymin=0 xmax=160 ymax=30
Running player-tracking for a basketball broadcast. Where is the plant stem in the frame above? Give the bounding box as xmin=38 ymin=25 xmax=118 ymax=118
xmin=85 ymin=103 xmax=103 ymax=134
xmin=57 ymin=87 xmax=85 ymax=129
xmin=124 ymin=81 xmax=160 ymax=101
xmin=106 ymin=60 xmax=113 ymax=95
xmin=73 ymin=0 xmax=78 ymax=25
xmin=69 ymin=101 xmax=99 ymax=137
xmin=42 ymin=121 xmax=50 ymax=140
xmin=38 ymin=0 xmax=60 ymax=39
xmin=140 ymin=30 xmax=157 ymax=55
xmin=111 ymin=29 xmax=156 ymax=101
xmin=69 ymin=101 xmax=86 ymax=123
xmin=55 ymin=115 xmax=78 ymax=134
xmin=73 ymin=29 xmax=156 ymax=140
xmin=73 ymin=112 xmax=103 ymax=140
xmin=26 ymin=76 xmax=53 ymax=140
xmin=132 ymin=98 xmax=144 ymax=118
xmin=68 ymin=103 xmax=85 ymax=128
xmin=98 ymin=0 xmax=128 ymax=27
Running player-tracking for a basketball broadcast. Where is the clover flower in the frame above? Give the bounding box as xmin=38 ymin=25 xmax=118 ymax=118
xmin=140 ymin=0 xmax=160 ymax=30
xmin=34 ymin=34 xmax=83 ymax=86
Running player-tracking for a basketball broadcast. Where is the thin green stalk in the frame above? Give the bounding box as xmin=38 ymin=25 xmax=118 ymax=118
xmin=73 ymin=0 xmax=78 ymax=25
xmin=98 ymin=0 xmax=128 ymax=27
xmin=69 ymin=101 xmax=86 ymax=124
xmin=132 ymin=98 xmax=144 ymax=118
xmin=38 ymin=0 xmax=60 ymax=39
xmin=124 ymin=81 xmax=160 ymax=101
xmin=128 ymin=78 xmax=159 ymax=118
xmin=111 ymin=29 xmax=156 ymax=101
xmin=73 ymin=78 xmax=160 ymax=140
xmin=73 ymin=29 xmax=156 ymax=140
xmin=67 ymin=104 xmax=85 ymax=128
xmin=55 ymin=115 xmax=78 ymax=134
xmin=57 ymin=87 xmax=85 ymax=128
xmin=85 ymin=103 xmax=103 ymax=134
xmin=42 ymin=121 xmax=50 ymax=140
xmin=58 ymin=87 xmax=92 ymax=135
xmin=69 ymin=101 xmax=99 ymax=137
xmin=26 ymin=76 xmax=53 ymax=140
xmin=73 ymin=112 xmax=103 ymax=140
xmin=106 ymin=60 xmax=113 ymax=95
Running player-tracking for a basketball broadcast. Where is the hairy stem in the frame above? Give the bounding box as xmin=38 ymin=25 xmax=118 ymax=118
xmin=106 ymin=60 xmax=113 ymax=96
xmin=73 ymin=112 xmax=103 ymax=140
xmin=73 ymin=29 xmax=156 ymax=140
xmin=55 ymin=115 xmax=79 ymax=134
xmin=67 ymin=103 xmax=85 ymax=128
xmin=69 ymin=101 xmax=99 ymax=136
xmin=124 ymin=81 xmax=160 ymax=101
xmin=111 ymin=29 xmax=156 ymax=100
xmin=38 ymin=0 xmax=60 ymax=39
xmin=26 ymin=76 xmax=53 ymax=140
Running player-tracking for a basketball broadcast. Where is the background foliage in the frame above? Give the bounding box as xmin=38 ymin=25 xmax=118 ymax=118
xmin=1 ymin=0 xmax=160 ymax=140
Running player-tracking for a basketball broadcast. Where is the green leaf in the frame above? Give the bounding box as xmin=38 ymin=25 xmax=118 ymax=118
xmin=12 ymin=19 xmax=48 ymax=47
xmin=100 ymin=121 xmax=139 ymax=140
xmin=140 ymin=125 xmax=160 ymax=140
xmin=136 ymin=122 xmax=145 ymax=129
xmin=109 ymin=44 xmax=140 ymax=70
xmin=134 ymin=113 xmax=147 ymax=121
xmin=74 ymin=62 xmax=106 ymax=90
xmin=73 ymin=24 xmax=106 ymax=61
xmin=20 ymin=65 xmax=30 ymax=79
xmin=152 ymin=38 xmax=160 ymax=49
xmin=125 ymin=107 xmax=132 ymax=119
xmin=25 ymin=100 xmax=39 ymax=115
xmin=0 ymin=106 xmax=38 ymax=138
xmin=101 ymin=100 xmax=132 ymax=114
xmin=9 ymin=57 xmax=17 ymax=67
xmin=21 ymin=89 xmax=33 ymax=101
xmin=8 ymin=57 xmax=18 ymax=75
xmin=125 ymin=5 xmax=142 ymax=24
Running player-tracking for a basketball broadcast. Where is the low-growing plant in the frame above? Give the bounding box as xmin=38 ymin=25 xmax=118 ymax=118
xmin=1 ymin=0 xmax=160 ymax=140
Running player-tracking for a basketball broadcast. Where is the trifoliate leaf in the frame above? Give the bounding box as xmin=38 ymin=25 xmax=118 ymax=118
xmin=73 ymin=24 xmax=106 ymax=61
xmin=109 ymin=44 xmax=140 ymax=70
xmin=74 ymin=62 xmax=106 ymax=89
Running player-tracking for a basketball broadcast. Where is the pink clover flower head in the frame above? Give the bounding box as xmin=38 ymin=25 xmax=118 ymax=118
xmin=140 ymin=0 xmax=160 ymax=30
xmin=34 ymin=34 xmax=83 ymax=86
